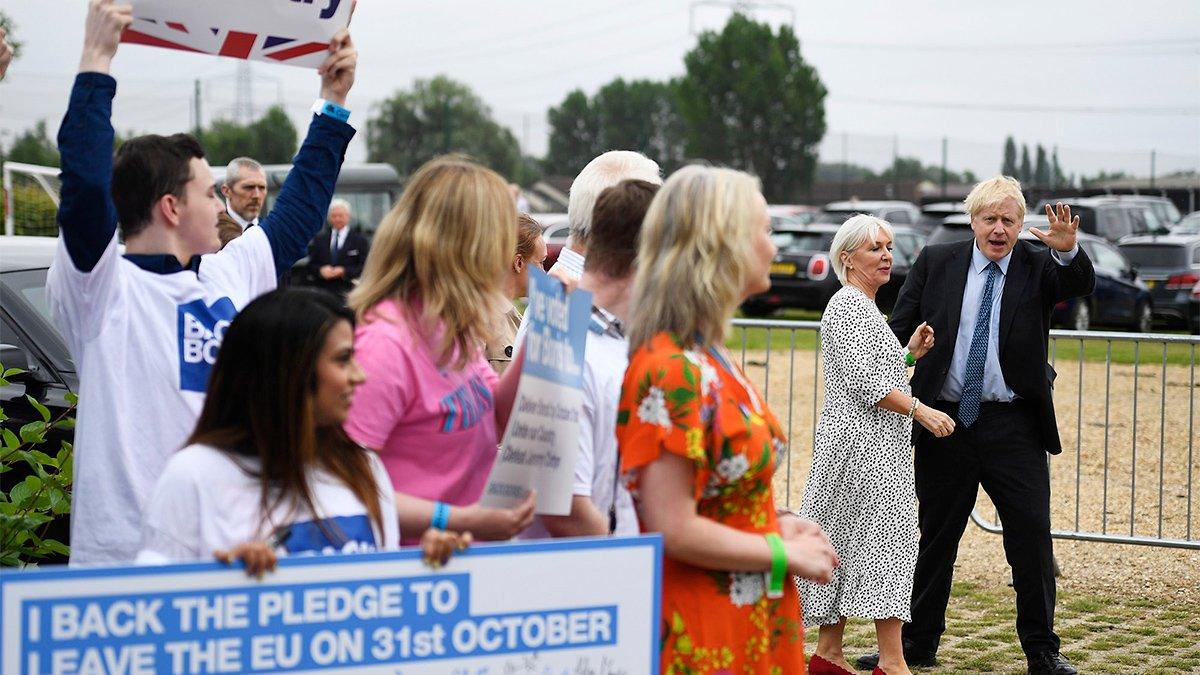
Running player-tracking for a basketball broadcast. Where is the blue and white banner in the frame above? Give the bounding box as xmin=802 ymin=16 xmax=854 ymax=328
xmin=0 ymin=536 xmax=662 ymax=674
xmin=480 ymin=267 xmax=592 ymax=516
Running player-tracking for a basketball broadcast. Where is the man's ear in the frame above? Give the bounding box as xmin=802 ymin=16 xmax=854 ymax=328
xmin=157 ymin=193 xmax=182 ymax=228
xmin=219 ymin=184 xmax=232 ymax=200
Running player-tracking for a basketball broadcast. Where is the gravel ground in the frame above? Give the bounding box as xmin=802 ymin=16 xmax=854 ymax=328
xmin=738 ymin=347 xmax=1200 ymax=604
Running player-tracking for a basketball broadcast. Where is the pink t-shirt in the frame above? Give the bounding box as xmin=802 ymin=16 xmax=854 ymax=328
xmin=345 ymin=299 xmax=499 ymax=544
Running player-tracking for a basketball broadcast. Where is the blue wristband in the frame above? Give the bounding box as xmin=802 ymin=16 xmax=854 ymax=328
xmin=431 ymin=502 xmax=450 ymax=531
xmin=311 ymin=98 xmax=351 ymax=122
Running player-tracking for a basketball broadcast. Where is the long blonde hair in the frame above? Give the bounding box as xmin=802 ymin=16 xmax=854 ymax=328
xmin=628 ymin=165 xmax=763 ymax=352
xmin=348 ymin=156 xmax=516 ymax=369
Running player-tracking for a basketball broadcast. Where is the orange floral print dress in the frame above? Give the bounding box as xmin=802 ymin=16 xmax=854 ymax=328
xmin=617 ymin=333 xmax=805 ymax=675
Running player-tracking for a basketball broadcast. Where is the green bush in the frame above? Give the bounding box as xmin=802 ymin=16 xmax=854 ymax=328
xmin=0 ymin=361 xmax=74 ymax=567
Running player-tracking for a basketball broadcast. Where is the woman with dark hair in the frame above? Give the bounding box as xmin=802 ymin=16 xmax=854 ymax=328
xmin=137 ymin=288 xmax=468 ymax=573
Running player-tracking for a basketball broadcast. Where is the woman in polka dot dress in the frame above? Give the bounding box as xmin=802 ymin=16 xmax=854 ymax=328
xmin=798 ymin=215 xmax=956 ymax=675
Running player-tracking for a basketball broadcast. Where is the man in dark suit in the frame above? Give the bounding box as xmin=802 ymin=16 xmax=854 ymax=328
xmin=305 ymin=198 xmax=368 ymax=297
xmin=859 ymin=176 xmax=1094 ymax=675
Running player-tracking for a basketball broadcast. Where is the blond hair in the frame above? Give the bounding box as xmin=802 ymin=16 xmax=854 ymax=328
xmin=628 ymin=165 xmax=762 ymax=352
xmin=965 ymin=175 xmax=1026 ymax=220
xmin=348 ymin=156 xmax=515 ymax=369
xmin=830 ymin=215 xmax=893 ymax=284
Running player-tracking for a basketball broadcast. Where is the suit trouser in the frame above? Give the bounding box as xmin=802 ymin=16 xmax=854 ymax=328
xmin=902 ymin=399 xmax=1060 ymax=656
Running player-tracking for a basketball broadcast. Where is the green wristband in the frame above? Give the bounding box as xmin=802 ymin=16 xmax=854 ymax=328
xmin=764 ymin=533 xmax=786 ymax=599
xmin=904 ymin=350 xmax=916 ymax=367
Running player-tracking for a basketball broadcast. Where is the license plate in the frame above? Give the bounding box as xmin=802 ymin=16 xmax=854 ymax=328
xmin=770 ymin=262 xmax=797 ymax=275
xmin=1145 ymin=280 xmax=1157 ymax=289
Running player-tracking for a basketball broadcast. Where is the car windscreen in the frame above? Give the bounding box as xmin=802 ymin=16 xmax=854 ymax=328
xmin=1118 ymin=245 xmax=1188 ymax=268
xmin=772 ymin=231 xmax=834 ymax=253
xmin=1 ymin=268 xmax=75 ymax=373
xmin=814 ymin=210 xmax=859 ymax=225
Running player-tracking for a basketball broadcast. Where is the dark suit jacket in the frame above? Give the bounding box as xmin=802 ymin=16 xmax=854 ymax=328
xmin=888 ymin=239 xmax=1095 ymax=454
xmin=305 ymin=227 xmax=369 ymax=294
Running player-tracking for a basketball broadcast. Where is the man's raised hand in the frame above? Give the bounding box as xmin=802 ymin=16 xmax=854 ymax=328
xmin=318 ymin=29 xmax=356 ymax=107
xmin=80 ymin=0 xmax=132 ymax=74
xmin=1030 ymin=202 xmax=1081 ymax=253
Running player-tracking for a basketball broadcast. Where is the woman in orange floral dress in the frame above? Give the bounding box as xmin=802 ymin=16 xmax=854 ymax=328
xmin=618 ymin=165 xmax=840 ymax=674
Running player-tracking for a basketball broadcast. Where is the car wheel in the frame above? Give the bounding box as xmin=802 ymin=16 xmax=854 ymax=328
xmin=1070 ymin=302 xmax=1091 ymax=332
xmin=1132 ymin=302 xmax=1153 ymax=333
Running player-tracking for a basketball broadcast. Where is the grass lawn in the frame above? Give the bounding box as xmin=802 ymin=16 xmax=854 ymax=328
xmin=808 ymin=581 xmax=1200 ymax=674
xmin=729 ymin=310 xmax=1198 ymax=366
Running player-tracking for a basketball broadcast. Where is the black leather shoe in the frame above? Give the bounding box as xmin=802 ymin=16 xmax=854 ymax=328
xmin=1027 ymin=651 xmax=1077 ymax=675
xmin=854 ymin=645 xmax=937 ymax=670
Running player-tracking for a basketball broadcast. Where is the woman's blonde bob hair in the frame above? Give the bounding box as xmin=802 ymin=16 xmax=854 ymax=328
xmin=628 ymin=165 xmax=763 ymax=352
xmin=830 ymin=214 xmax=893 ymax=284
xmin=348 ymin=155 xmax=516 ymax=369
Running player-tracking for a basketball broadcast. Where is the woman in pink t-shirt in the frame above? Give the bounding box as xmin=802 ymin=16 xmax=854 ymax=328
xmin=345 ymin=156 xmax=535 ymax=545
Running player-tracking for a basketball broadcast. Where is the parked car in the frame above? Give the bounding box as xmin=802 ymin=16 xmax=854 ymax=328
xmin=1 ymin=236 xmax=75 ymax=564
xmin=768 ymin=204 xmax=819 ymax=227
xmin=915 ymin=201 xmax=966 ymax=234
xmin=532 ymin=213 xmax=570 ymax=272
xmin=1118 ymin=234 xmax=1200 ymax=327
xmin=1172 ymin=211 xmax=1200 ymax=235
xmin=813 ymin=200 xmax=922 ymax=229
xmin=741 ymin=223 xmax=925 ymax=316
xmin=1017 ymin=227 xmax=1154 ymax=332
xmin=1032 ymin=196 xmax=1168 ymax=243
xmin=1109 ymin=195 xmax=1182 ymax=229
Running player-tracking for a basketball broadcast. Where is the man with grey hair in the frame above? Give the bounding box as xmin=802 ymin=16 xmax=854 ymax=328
xmin=305 ymin=197 xmax=368 ymax=298
xmin=216 ymin=156 xmax=268 ymax=247
xmin=514 ymin=150 xmax=662 ymax=347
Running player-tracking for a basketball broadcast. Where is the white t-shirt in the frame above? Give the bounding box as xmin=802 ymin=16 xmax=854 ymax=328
xmin=137 ymin=444 xmax=399 ymax=563
xmin=47 ymin=229 xmax=277 ymax=565
xmin=522 ymin=312 xmax=638 ymax=539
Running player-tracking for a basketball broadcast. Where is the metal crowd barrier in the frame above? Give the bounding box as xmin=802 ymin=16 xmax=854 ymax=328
xmin=729 ymin=318 xmax=1200 ymax=551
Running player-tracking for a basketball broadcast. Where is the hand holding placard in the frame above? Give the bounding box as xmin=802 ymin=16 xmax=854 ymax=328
xmin=79 ymin=0 xmax=133 ymax=74
xmin=317 ymin=28 xmax=355 ymax=106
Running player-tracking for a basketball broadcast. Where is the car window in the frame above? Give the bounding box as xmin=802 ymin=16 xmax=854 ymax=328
xmin=542 ymin=222 xmax=571 ymax=242
xmin=1097 ymin=207 xmax=1132 ymax=240
xmin=1118 ymin=245 xmax=1188 ymax=268
xmin=1091 ymin=241 xmax=1129 ymax=272
xmin=814 ymin=210 xmax=859 ymax=225
xmin=893 ymin=233 xmax=920 ymax=262
xmin=0 ymin=269 xmax=74 ymax=373
xmin=1193 ymin=246 xmax=1200 ymax=265
xmin=887 ymin=210 xmax=912 ymax=225
xmin=927 ymin=225 xmax=974 ymax=246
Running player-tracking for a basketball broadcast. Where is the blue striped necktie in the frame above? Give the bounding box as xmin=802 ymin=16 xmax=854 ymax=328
xmin=959 ymin=261 xmax=1000 ymax=427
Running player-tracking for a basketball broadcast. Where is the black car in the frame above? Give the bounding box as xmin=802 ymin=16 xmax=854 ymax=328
xmin=1 ymin=236 xmax=76 ymax=564
xmin=742 ymin=223 xmax=925 ymax=316
xmin=1118 ymin=234 xmax=1200 ymax=327
xmin=915 ymin=201 xmax=966 ymax=234
xmin=1190 ymin=281 xmax=1200 ymax=335
xmin=1019 ymin=230 xmax=1153 ymax=332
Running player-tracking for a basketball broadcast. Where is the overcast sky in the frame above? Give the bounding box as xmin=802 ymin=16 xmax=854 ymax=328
xmin=1 ymin=0 xmax=1198 ymax=181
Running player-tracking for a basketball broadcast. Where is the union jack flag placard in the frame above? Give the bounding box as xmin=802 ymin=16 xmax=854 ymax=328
xmin=123 ymin=0 xmax=351 ymax=69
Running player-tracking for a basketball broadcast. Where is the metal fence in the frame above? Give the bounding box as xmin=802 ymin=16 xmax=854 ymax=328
xmin=729 ymin=318 xmax=1200 ymax=551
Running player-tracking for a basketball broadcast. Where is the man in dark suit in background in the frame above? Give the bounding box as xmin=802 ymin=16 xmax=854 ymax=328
xmin=859 ymin=176 xmax=1094 ymax=675
xmin=305 ymin=198 xmax=368 ymax=297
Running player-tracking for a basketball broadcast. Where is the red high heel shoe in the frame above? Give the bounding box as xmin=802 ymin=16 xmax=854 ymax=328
xmin=871 ymin=669 xmax=890 ymax=675
xmin=809 ymin=654 xmax=855 ymax=675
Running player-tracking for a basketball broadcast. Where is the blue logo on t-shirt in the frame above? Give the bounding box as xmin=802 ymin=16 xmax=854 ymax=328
xmin=177 ymin=297 xmax=238 ymax=392
xmin=439 ymin=374 xmax=494 ymax=433
xmin=282 ymin=514 xmax=378 ymax=555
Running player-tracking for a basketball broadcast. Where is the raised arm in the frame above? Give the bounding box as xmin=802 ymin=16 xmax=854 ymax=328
xmin=257 ymin=30 xmax=358 ymax=276
xmin=56 ymin=0 xmax=132 ymax=272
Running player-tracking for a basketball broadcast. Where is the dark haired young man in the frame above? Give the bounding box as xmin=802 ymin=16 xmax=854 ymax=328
xmin=523 ymin=179 xmax=660 ymax=540
xmin=47 ymin=0 xmax=358 ymax=565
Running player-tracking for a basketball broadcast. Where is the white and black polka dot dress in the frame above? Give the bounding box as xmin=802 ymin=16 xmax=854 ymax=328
xmin=797 ymin=285 xmax=918 ymax=626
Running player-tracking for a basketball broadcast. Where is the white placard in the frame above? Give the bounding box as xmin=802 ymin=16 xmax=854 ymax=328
xmin=0 ymin=536 xmax=662 ymax=674
xmin=122 ymin=0 xmax=352 ymax=68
